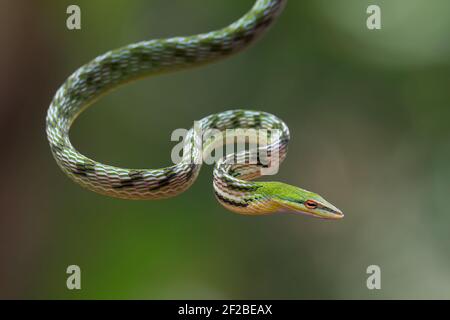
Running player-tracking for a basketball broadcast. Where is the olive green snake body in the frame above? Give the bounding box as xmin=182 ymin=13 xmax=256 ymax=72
xmin=46 ymin=0 xmax=343 ymax=218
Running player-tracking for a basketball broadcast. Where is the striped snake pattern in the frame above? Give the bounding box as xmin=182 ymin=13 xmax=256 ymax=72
xmin=46 ymin=0 xmax=344 ymax=218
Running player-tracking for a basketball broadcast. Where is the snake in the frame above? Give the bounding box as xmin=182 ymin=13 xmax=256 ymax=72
xmin=46 ymin=0 xmax=344 ymax=219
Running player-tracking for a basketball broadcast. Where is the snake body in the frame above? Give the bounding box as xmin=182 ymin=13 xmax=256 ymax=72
xmin=46 ymin=0 xmax=343 ymax=218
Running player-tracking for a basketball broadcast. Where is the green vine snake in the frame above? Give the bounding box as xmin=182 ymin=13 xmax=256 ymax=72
xmin=46 ymin=0 xmax=344 ymax=219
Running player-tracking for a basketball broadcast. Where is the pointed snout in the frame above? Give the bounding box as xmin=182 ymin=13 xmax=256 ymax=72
xmin=322 ymin=203 xmax=344 ymax=220
xmin=326 ymin=209 xmax=344 ymax=220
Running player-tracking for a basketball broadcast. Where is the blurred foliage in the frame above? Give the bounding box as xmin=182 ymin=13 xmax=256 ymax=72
xmin=1 ymin=0 xmax=449 ymax=299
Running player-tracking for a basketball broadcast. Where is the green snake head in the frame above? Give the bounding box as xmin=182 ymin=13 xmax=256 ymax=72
xmin=259 ymin=182 xmax=344 ymax=219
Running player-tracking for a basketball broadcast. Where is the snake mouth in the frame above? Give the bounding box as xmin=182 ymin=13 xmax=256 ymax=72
xmin=276 ymin=199 xmax=344 ymax=220
xmin=313 ymin=201 xmax=344 ymax=220
xmin=277 ymin=201 xmax=344 ymax=220
xmin=321 ymin=211 xmax=344 ymax=220
xmin=298 ymin=209 xmax=344 ymax=220
xmin=319 ymin=203 xmax=345 ymax=220
xmin=311 ymin=207 xmax=344 ymax=220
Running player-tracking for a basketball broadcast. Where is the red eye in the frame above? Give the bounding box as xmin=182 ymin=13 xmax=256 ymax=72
xmin=305 ymin=200 xmax=318 ymax=209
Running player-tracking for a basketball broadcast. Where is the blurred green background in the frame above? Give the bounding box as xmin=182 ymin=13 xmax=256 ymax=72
xmin=1 ymin=0 xmax=449 ymax=299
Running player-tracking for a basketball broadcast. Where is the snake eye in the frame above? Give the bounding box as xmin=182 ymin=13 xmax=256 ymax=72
xmin=305 ymin=200 xmax=318 ymax=209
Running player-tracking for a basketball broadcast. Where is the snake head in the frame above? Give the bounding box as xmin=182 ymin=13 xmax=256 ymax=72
xmin=260 ymin=182 xmax=344 ymax=219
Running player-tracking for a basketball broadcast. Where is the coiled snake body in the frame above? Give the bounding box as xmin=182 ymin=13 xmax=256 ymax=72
xmin=46 ymin=0 xmax=343 ymax=219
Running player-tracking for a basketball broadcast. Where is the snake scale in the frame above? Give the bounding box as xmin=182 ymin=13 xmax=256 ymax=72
xmin=46 ymin=0 xmax=343 ymax=219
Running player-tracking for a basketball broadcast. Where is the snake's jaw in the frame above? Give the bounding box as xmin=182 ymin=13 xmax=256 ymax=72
xmin=276 ymin=196 xmax=344 ymax=220
xmin=273 ymin=197 xmax=343 ymax=219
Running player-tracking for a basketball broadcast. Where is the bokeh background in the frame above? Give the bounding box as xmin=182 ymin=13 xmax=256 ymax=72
xmin=1 ymin=0 xmax=449 ymax=299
